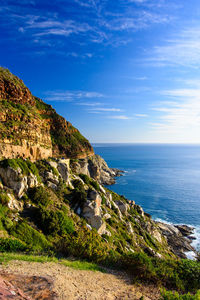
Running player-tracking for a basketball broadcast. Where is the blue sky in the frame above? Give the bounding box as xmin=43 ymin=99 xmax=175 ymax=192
xmin=1 ymin=0 xmax=200 ymax=143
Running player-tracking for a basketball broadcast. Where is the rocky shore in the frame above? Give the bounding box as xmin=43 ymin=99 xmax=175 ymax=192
xmin=156 ymin=222 xmax=196 ymax=259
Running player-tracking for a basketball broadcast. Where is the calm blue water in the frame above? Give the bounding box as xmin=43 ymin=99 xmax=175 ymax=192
xmin=93 ymin=143 xmax=200 ymax=250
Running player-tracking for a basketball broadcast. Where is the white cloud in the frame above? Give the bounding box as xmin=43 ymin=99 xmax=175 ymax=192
xmin=123 ymin=76 xmax=148 ymax=80
xmin=88 ymin=108 xmax=123 ymax=112
xmin=151 ymin=88 xmax=200 ymax=142
xmin=44 ymin=90 xmax=104 ymax=101
xmin=134 ymin=113 xmax=148 ymax=117
xmin=108 ymin=115 xmax=132 ymax=120
xmin=1 ymin=0 xmax=172 ymax=50
xmin=148 ymin=26 xmax=200 ymax=67
xmin=76 ymin=102 xmax=103 ymax=106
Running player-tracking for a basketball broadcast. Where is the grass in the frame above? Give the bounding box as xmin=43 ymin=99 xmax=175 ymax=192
xmin=0 ymin=252 xmax=104 ymax=272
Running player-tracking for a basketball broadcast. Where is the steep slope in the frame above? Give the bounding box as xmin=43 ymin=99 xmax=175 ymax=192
xmin=0 ymin=67 xmax=94 ymax=160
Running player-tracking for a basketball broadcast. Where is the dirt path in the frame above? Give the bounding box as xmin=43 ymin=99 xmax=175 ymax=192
xmin=0 ymin=261 xmax=161 ymax=300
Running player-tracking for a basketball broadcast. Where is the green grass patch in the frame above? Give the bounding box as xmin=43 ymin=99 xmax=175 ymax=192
xmin=0 ymin=252 xmax=104 ymax=271
xmin=160 ymin=289 xmax=200 ymax=300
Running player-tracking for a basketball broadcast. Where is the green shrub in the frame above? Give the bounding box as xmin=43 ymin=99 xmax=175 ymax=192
xmin=0 ymin=238 xmax=27 ymax=252
xmin=79 ymin=174 xmax=90 ymax=185
xmin=0 ymin=204 xmax=12 ymax=230
xmin=176 ymin=259 xmax=200 ymax=292
xmin=9 ymin=221 xmax=51 ymax=251
xmin=160 ymin=289 xmax=200 ymax=300
xmin=34 ymin=208 xmax=75 ymax=236
xmin=58 ymin=227 xmax=111 ymax=262
xmin=71 ymin=180 xmax=87 ymax=207
xmin=0 ymin=191 xmax=9 ymax=205
xmin=28 ymin=186 xmax=51 ymax=207
xmin=120 ymin=253 xmax=200 ymax=292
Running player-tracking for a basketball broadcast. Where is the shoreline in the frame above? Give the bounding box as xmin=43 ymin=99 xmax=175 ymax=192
xmin=110 ymin=169 xmax=199 ymax=260
xmin=155 ymin=220 xmax=197 ymax=259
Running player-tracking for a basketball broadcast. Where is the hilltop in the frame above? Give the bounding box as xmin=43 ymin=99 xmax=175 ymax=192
xmin=0 ymin=67 xmax=93 ymax=160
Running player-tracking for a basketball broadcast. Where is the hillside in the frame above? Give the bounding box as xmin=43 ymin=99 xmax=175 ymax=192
xmin=0 ymin=68 xmax=199 ymax=299
xmin=0 ymin=67 xmax=93 ymax=160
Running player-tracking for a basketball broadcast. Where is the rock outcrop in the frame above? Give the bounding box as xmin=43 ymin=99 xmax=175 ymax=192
xmin=0 ymin=165 xmax=39 ymax=198
xmin=0 ymin=67 xmax=94 ymax=161
xmin=157 ymin=222 xmax=196 ymax=258
xmin=70 ymin=154 xmax=123 ymax=185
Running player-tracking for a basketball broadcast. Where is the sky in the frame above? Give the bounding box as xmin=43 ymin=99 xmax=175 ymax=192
xmin=1 ymin=0 xmax=200 ymax=143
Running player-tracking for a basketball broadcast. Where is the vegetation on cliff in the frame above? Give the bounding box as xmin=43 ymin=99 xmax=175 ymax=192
xmin=0 ymin=67 xmax=93 ymax=160
xmin=0 ymin=157 xmax=199 ymax=299
xmin=0 ymin=67 xmax=199 ymax=299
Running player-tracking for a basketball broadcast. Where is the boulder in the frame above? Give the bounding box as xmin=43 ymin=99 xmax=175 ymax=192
xmin=111 ymin=200 xmax=123 ymax=220
xmin=135 ymin=205 xmax=144 ymax=217
xmin=89 ymin=215 xmax=106 ymax=235
xmin=46 ymin=181 xmax=57 ymax=190
xmin=27 ymin=174 xmax=39 ymax=188
xmin=45 ymin=172 xmax=59 ymax=185
xmin=157 ymin=222 xmax=196 ymax=258
xmin=104 ymin=213 xmax=111 ymax=220
xmin=48 ymin=160 xmax=58 ymax=170
xmin=57 ymin=159 xmax=70 ymax=183
xmin=86 ymin=223 xmax=92 ymax=231
xmin=0 ymin=166 xmax=39 ymax=198
xmin=152 ymin=229 xmax=163 ymax=243
xmin=115 ymin=200 xmax=129 ymax=214
xmin=103 ymin=229 xmax=111 ymax=236
xmin=7 ymin=193 xmax=23 ymax=211
xmin=105 ymin=193 xmax=112 ymax=209
xmin=82 ymin=201 xmax=98 ymax=219
xmin=99 ymin=185 xmax=106 ymax=194
xmin=127 ymin=222 xmax=134 ymax=234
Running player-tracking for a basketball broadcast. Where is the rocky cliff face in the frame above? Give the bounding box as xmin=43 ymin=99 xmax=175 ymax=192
xmin=0 ymin=156 xmax=195 ymax=259
xmin=0 ymin=67 xmax=94 ymax=161
xmin=70 ymin=154 xmax=123 ymax=185
xmin=0 ymin=156 xmax=174 ymax=259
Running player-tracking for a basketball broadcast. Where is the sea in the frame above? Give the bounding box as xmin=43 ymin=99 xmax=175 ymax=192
xmin=93 ymin=143 xmax=200 ymax=252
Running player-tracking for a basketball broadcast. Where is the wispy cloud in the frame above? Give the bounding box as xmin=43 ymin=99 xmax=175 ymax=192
xmin=107 ymin=115 xmax=132 ymax=120
xmin=134 ymin=113 xmax=148 ymax=117
xmin=148 ymin=26 xmax=200 ymax=67
xmin=123 ymin=76 xmax=148 ymax=80
xmin=44 ymin=90 xmax=104 ymax=102
xmin=88 ymin=108 xmax=123 ymax=112
xmin=0 ymin=0 xmax=173 ymax=51
xmin=76 ymin=102 xmax=103 ymax=107
xmin=151 ymin=87 xmax=200 ymax=141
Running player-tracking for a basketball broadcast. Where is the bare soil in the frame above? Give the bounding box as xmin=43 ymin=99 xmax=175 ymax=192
xmin=0 ymin=261 xmax=161 ymax=300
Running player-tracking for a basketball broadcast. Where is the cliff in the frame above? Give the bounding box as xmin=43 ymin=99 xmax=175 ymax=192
xmin=0 ymin=67 xmax=94 ymax=161
xmin=0 ymin=68 xmax=199 ymax=298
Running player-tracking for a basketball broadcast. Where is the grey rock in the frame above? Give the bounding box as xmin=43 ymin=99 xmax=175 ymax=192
xmin=127 ymin=222 xmax=134 ymax=234
xmin=104 ymin=213 xmax=111 ymax=220
xmin=0 ymin=166 xmax=39 ymax=198
xmin=45 ymin=171 xmax=59 ymax=185
xmin=116 ymin=200 xmax=129 ymax=214
xmin=57 ymin=160 xmax=70 ymax=182
xmin=157 ymin=222 xmax=196 ymax=258
xmin=7 ymin=193 xmax=23 ymax=211
xmin=46 ymin=181 xmax=57 ymax=190
xmin=135 ymin=205 xmax=144 ymax=217
xmin=89 ymin=215 xmax=106 ymax=235
xmin=111 ymin=200 xmax=123 ymax=220
xmin=103 ymin=229 xmax=111 ymax=236
xmin=70 ymin=154 xmax=123 ymax=185
xmin=86 ymin=223 xmax=92 ymax=231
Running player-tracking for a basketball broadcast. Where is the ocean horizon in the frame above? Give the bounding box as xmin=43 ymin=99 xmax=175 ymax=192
xmin=93 ymin=143 xmax=200 ymax=252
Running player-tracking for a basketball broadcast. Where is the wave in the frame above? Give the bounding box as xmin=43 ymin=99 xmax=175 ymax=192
xmin=154 ymin=217 xmax=200 ymax=258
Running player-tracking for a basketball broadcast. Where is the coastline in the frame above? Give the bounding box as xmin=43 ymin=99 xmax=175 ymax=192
xmin=109 ymin=168 xmax=198 ymax=260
